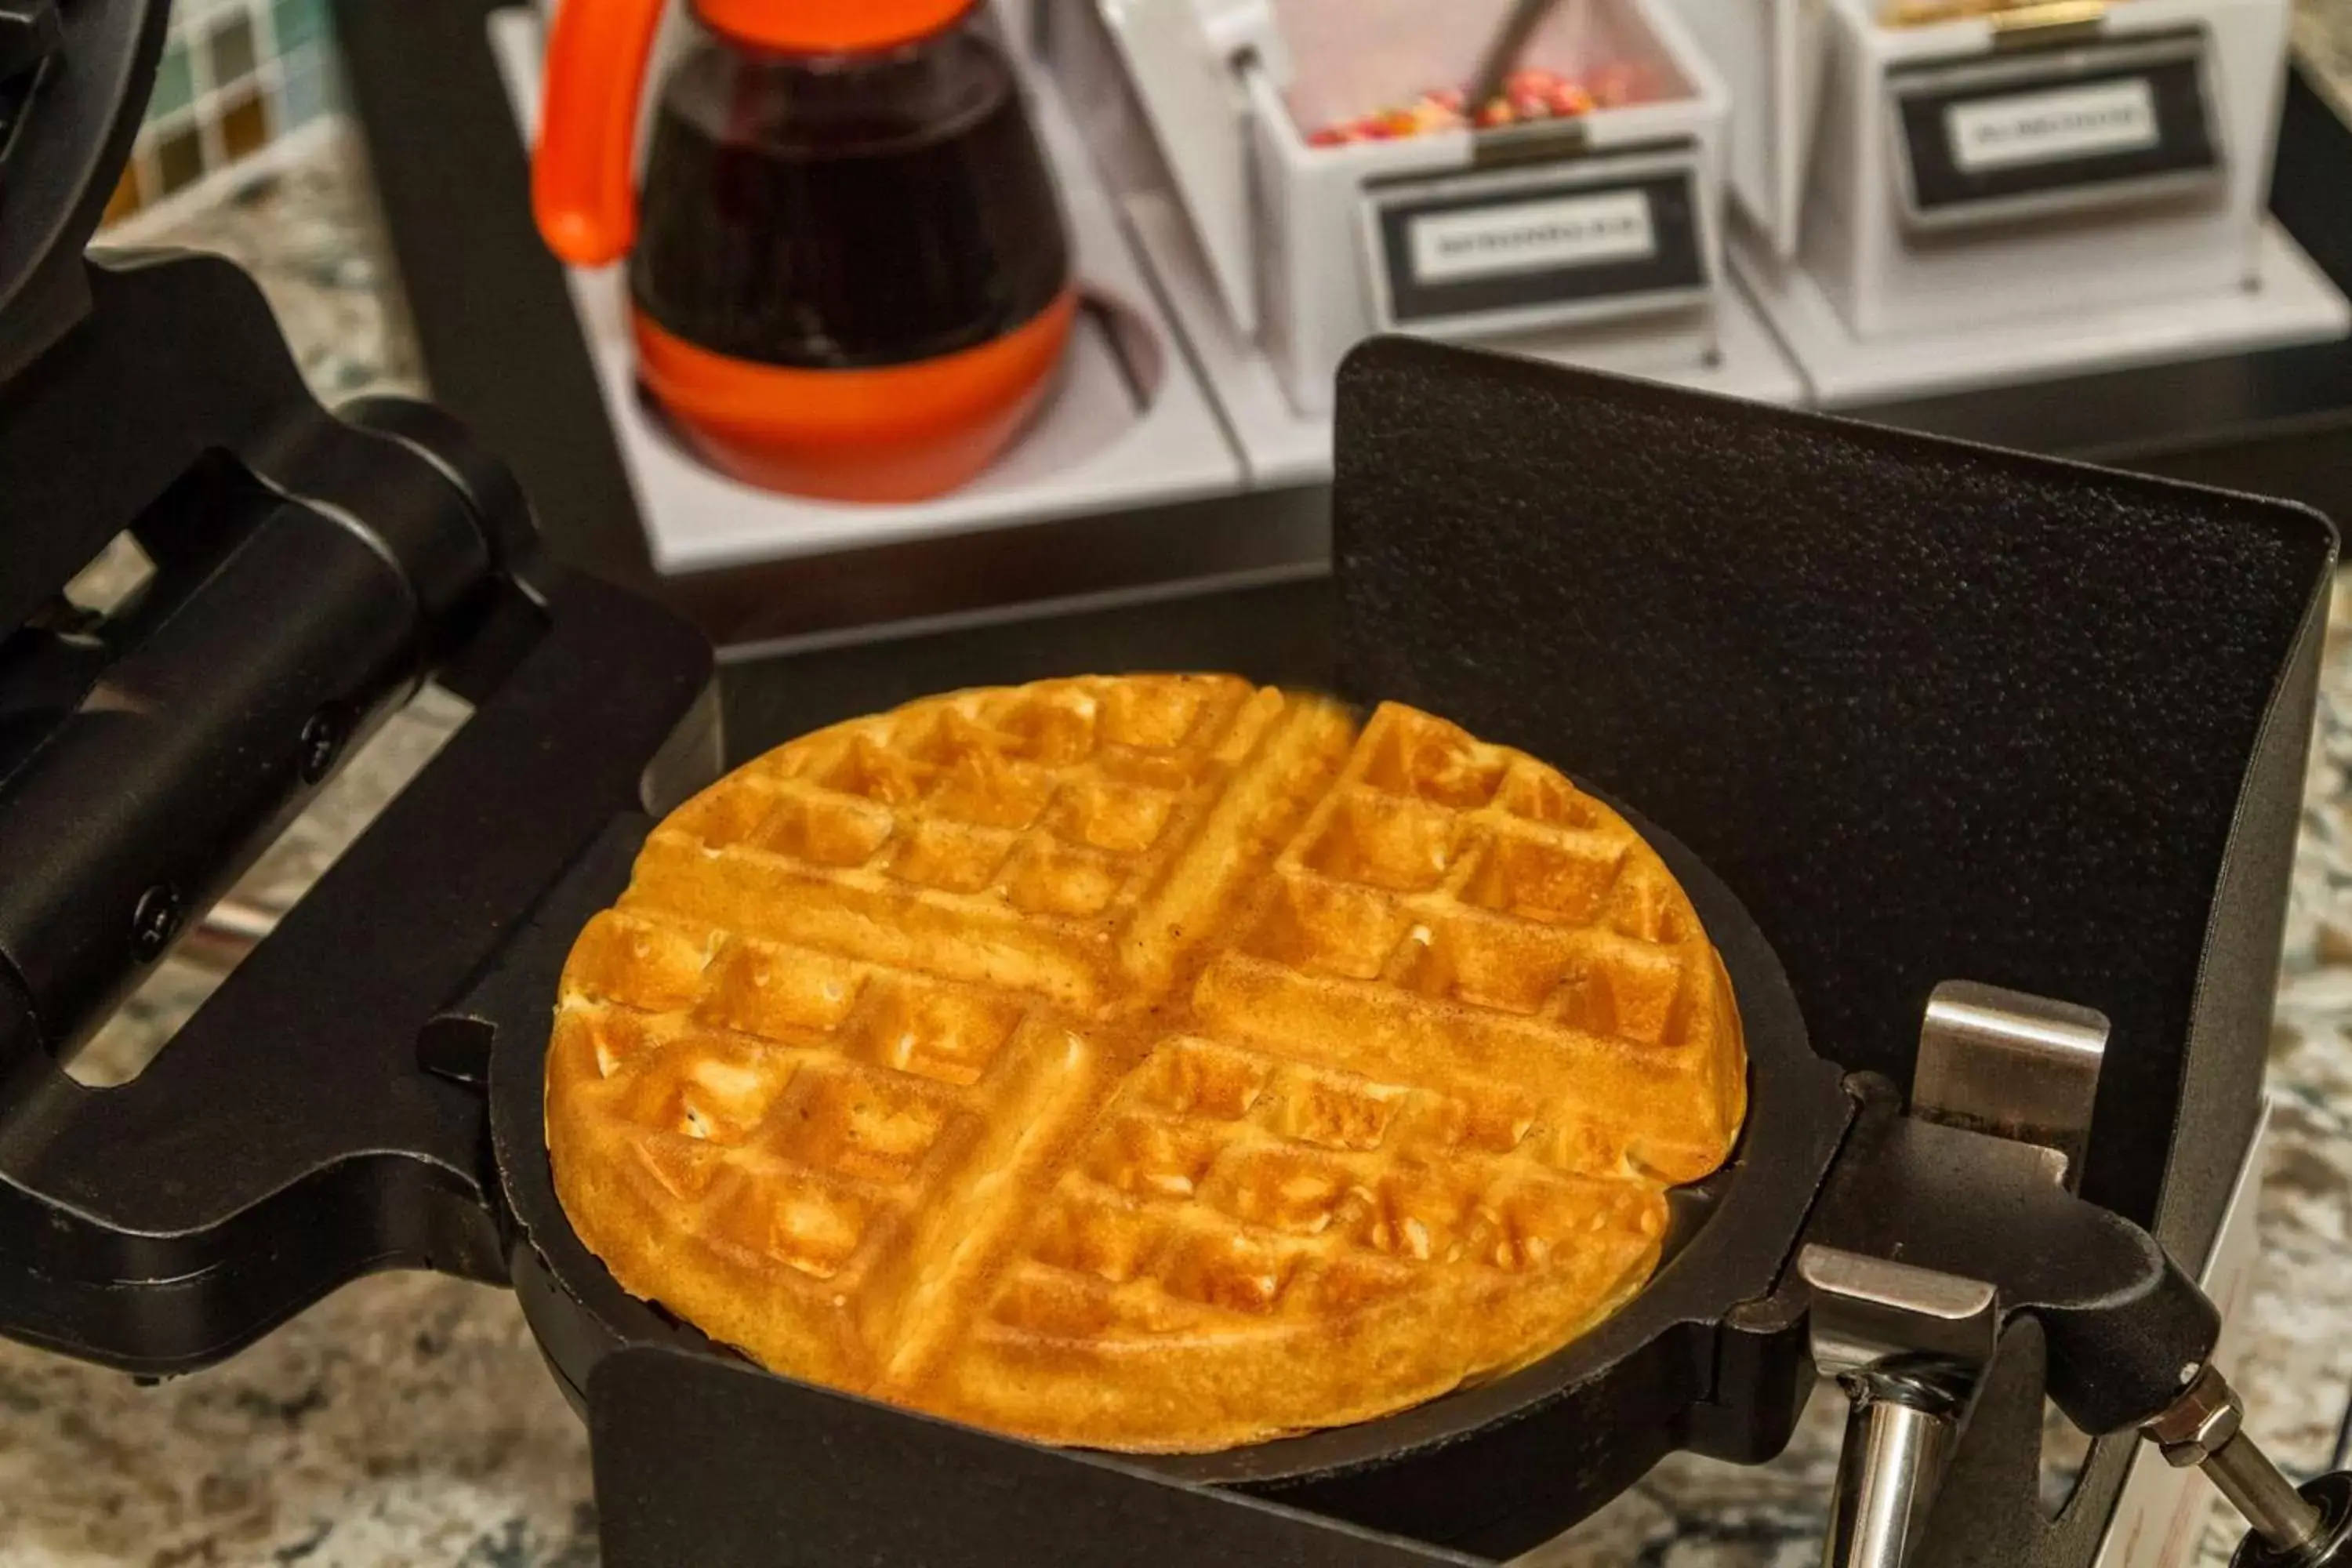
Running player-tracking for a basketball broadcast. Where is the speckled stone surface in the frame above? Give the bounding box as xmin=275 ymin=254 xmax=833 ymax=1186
xmin=9 ymin=56 xmax=2352 ymax=1561
xmin=104 ymin=125 xmax=428 ymax=406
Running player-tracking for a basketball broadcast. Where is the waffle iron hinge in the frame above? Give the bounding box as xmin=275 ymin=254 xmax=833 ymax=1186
xmin=0 ymin=252 xmax=717 ymax=1377
xmin=0 ymin=253 xmax=528 ymax=1080
xmin=1796 ymin=981 xmax=2332 ymax=1568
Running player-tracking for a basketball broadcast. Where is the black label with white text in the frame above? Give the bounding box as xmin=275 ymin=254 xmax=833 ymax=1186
xmin=1374 ymin=169 xmax=1704 ymax=328
xmin=1895 ymin=53 xmax=2216 ymax=215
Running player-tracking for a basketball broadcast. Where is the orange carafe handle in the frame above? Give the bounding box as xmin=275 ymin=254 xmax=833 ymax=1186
xmin=533 ymin=0 xmax=668 ymax=266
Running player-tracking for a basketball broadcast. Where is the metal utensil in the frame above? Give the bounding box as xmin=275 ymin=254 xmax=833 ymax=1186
xmin=1465 ymin=0 xmax=1560 ymax=120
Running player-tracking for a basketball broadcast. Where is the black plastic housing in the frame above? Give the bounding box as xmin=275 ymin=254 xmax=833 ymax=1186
xmin=1334 ymin=338 xmax=2332 ymax=1259
xmin=0 ymin=0 xmax=165 ymax=380
xmin=0 ymin=253 xmax=717 ymax=1372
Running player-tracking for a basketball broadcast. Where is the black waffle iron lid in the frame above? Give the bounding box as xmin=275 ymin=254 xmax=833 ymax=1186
xmin=0 ymin=0 xmax=169 ymax=383
xmin=1333 ymin=336 xmax=2337 ymax=1254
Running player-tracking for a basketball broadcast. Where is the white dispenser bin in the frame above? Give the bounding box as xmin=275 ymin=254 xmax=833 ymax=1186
xmin=1699 ymin=0 xmax=2350 ymax=405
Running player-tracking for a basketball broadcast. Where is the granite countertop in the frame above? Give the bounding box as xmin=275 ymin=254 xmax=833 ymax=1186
xmin=6 ymin=21 xmax=2352 ymax=1563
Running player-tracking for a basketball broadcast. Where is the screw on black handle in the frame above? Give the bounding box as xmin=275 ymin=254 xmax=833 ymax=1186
xmin=2143 ymin=1367 xmax=2338 ymax=1566
xmin=2232 ymin=1472 xmax=2352 ymax=1568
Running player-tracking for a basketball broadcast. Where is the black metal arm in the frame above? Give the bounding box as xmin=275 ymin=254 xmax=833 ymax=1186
xmin=1791 ymin=1059 xmax=2342 ymax=1568
xmin=0 ymin=253 xmax=715 ymax=1374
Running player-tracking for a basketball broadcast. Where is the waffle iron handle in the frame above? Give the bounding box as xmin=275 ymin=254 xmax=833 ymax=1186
xmin=1803 ymin=982 xmax=2327 ymax=1568
xmin=1907 ymin=985 xmax=2336 ymax=1566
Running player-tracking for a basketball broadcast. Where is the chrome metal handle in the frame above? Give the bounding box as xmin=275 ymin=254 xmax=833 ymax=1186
xmin=1803 ymin=1246 xmax=1998 ymax=1568
xmin=1824 ymin=1378 xmax=1962 ymax=1568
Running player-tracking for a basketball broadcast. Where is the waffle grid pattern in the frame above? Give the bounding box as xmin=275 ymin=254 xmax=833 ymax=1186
xmin=550 ymin=677 xmax=1744 ymax=1450
xmin=993 ymin=1034 xmax=1668 ymax=1342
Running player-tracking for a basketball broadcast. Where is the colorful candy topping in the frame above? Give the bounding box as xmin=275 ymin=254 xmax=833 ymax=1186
xmin=1305 ymin=65 xmax=1648 ymax=147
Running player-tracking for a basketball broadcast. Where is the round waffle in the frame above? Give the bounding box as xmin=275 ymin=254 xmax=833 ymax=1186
xmin=546 ymin=676 xmax=1748 ymax=1453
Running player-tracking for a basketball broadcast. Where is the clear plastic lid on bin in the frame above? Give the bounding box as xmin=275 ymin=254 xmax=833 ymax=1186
xmin=1270 ymin=0 xmax=1689 ymax=146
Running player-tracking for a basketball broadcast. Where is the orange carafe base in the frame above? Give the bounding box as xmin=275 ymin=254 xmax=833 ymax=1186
xmin=633 ymin=292 xmax=1078 ymax=503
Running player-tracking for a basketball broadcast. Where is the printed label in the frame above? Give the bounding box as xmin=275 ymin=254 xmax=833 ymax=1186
xmin=1406 ymin=188 xmax=1657 ymax=286
xmin=1945 ymin=77 xmax=2161 ymax=173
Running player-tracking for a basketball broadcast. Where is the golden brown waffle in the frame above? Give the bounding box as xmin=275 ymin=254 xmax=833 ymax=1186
xmin=547 ymin=676 xmax=1747 ymax=1452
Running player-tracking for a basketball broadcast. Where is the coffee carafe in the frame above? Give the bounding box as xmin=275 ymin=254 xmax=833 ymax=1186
xmin=533 ymin=0 xmax=1076 ymax=501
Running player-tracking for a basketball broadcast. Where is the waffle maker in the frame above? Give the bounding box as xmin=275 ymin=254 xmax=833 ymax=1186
xmin=5 ymin=5 xmax=2352 ymax=1566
